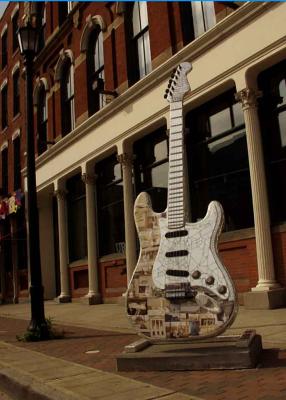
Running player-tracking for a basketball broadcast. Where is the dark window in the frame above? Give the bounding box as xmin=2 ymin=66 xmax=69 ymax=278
xmin=86 ymin=26 xmax=105 ymax=116
xmin=1 ymin=147 xmax=8 ymax=196
xmin=16 ymin=210 xmax=27 ymax=270
xmin=185 ymin=90 xmax=253 ymax=231
xmin=1 ymin=85 xmax=8 ymax=130
xmin=58 ymin=2 xmax=68 ymax=26
xmin=66 ymin=174 xmax=87 ymax=262
xmin=13 ymin=69 xmax=20 ymax=116
xmin=96 ymin=154 xmax=125 ymax=257
xmin=133 ymin=127 xmax=168 ymax=212
xmin=125 ymin=1 xmax=151 ymax=85
xmin=13 ymin=137 xmax=21 ymax=190
xmin=2 ymin=219 xmax=12 ymax=273
xmin=60 ymin=58 xmax=74 ymax=136
xmin=37 ymin=84 xmax=48 ymax=155
xmin=1 ymin=31 xmax=7 ymax=69
xmin=258 ymin=60 xmax=286 ymax=225
xmin=12 ymin=11 xmax=19 ymax=52
xmin=35 ymin=3 xmax=46 ymax=51
xmin=180 ymin=1 xmax=241 ymax=44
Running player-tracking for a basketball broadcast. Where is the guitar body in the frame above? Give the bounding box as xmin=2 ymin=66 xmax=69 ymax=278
xmin=127 ymin=192 xmax=237 ymax=341
xmin=126 ymin=62 xmax=237 ymax=341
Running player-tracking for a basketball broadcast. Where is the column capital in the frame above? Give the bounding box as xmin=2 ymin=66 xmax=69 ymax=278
xmin=54 ymin=189 xmax=67 ymax=200
xmin=235 ymin=88 xmax=262 ymax=110
xmin=81 ymin=173 xmax=97 ymax=185
xmin=117 ymin=152 xmax=134 ymax=168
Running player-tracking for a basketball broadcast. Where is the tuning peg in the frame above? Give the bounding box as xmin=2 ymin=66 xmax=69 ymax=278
xmin=165 ymin=89 xmax=169 ymax=94
xmin=164 ymin=94 xmax=168 ymax=99
xmin=168 ymin=83 xmax=172 ymax=88
xmin=173 ymin=68 xmax=176 ymax=73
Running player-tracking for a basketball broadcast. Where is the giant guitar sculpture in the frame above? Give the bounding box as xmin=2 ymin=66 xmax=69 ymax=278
xmin=127 ymin=62 xmax=237 ymax=341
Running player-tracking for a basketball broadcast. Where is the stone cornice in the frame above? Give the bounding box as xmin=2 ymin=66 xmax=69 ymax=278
xmin=31 ymin=2 xmax=276 ymax=178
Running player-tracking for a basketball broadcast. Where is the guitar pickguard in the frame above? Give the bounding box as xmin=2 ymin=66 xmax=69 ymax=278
xmin=126 ymin=192 xmax=238 ymax=341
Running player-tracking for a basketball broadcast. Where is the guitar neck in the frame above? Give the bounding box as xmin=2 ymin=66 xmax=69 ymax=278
xmin=167 ymin=101 xmax=185 ymax=229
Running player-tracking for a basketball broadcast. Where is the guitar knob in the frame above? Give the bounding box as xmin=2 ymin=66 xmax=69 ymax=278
xmin=192 ymin=270 xmax=201 ymax=279
xmin=206 ymin=276 xmax=215 ymax=285
xmin=218 ymin=285 xmax=227 ymax=294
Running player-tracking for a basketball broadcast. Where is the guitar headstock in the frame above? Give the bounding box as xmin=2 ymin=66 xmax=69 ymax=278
xmin=164 ymin=62 xmax=192 ymax=103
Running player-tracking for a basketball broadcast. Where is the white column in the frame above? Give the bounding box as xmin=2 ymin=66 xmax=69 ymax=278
xmin=54 ymin=188 xmax=71 ymax=302
xmin=117 ymin=152 xmax=137 ymax=284
xmin=81 ymin=173 xmax=101 ymax=305
xmin=236 ymin=88 xmax=279 ymax=291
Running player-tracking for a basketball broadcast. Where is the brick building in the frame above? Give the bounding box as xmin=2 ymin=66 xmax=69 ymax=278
xmin=1 ymin=1 xmax=286 ymax=308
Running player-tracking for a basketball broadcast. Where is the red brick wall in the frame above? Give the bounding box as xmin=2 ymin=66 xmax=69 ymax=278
xmin=0 ymin=3 xmax=26 ymax=194
xmin=219 ymin=238 xmax=258 ymax=295
xmin=272 ymin=230 xmax=286 ymax=287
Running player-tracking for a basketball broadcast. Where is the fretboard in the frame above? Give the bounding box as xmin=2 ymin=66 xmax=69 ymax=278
xmin=167 ymin=101 xmax=185 ymax=230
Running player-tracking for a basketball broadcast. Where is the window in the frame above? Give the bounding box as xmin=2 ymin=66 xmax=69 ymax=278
xmin=1 ymin=30 xmax=7 ymax=70
xmin=185 ymin=90 xmax=253 ymax=231
xmin=35 ymin=3 xmax=46 ymax=52
xmin=37 ymin=83 xmax=48 ymax=155
xmin=13 ymin=69 xmax=20 ymax=116
xmin=86 ymin=26 xmax=105 ymax=116
xmin=66 ymin=174 xmax=87 ymax=263
xmin=96 ymin=154 xmax=125 ymax=257
xmin=180 ymin=2 xmax=241 ymax=44
xmin=125 ymin=1 xmax=152 ymax=85
xmin=258 ymin=60 xmax=286 ymax=225
xmin=60 ymin=58 xmax=75 ymax=136
xmin=133 ymin=127 xmax=168 ymax=212
xmin=12 ymin=11 xmax=19 ymax=52
xmin=1 ymin=85 xmax=8 ymax=130
xmin=59 ymin=2 xmax=68 ymax=26
xmin=1 ymin=147 xmax=8 ymax=196
xmin=13 ymin=136 xmax=21 ymax=190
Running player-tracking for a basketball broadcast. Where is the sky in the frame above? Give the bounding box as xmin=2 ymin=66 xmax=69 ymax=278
xmin=0 ymin=1 xmax=8 ymax=19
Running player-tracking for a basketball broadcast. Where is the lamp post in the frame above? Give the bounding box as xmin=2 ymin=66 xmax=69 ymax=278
xmin=18 ymin=23 xmax=48 ymax=338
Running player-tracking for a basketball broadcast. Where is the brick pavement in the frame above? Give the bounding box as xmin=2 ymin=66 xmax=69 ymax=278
xmin=1 ymin=316 xmax=286 ymax=400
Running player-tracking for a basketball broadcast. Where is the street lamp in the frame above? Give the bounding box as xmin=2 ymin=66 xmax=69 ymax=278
xmin=18 ymin=23 xmax=48 ymax=339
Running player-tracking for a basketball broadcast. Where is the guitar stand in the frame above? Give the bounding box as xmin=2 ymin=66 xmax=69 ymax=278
xmin=116 ymin=330 xmax=263 ymax=371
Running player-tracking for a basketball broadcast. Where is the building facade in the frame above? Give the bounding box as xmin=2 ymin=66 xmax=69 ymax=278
xmin=1 ymin=1 xmax=286 ymax=308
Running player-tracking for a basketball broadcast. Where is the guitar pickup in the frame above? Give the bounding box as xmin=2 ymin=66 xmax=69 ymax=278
xmin=165 ymin=250 xmax=188 ymax=257
xmin=166 ymin=269 xmax=189 ymax=277
xmin=165 ymin=230 xmax=188 ymax=238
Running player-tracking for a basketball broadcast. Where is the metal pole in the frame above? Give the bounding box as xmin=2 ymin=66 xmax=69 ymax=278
xmin=24 ymin=52 xmax=48 ymax=337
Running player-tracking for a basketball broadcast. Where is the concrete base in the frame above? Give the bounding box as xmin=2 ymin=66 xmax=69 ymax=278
xmin=81 ymin=294 xmax=102 ymax=305
xmin=244 ymin=288 xmax=286 ymax=309
xmin=117 ymin=330 xmax=263 ymax=371
xmin=55 ymin=295 xmax=71 ymax=304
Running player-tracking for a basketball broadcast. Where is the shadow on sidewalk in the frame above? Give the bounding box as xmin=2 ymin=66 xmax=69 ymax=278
xmin=260 ymin=348 xmax=286 ymax=368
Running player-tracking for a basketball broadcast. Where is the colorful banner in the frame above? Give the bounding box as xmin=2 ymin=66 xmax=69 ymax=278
xmin=0 ymin=190 xmax=24 ymax=219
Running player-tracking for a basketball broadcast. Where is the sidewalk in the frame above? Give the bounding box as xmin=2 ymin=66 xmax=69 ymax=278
xmin=0 ymin=300 xmax=285 ymax=348
xmin=0 ymin=301 xmax=285 ymax=400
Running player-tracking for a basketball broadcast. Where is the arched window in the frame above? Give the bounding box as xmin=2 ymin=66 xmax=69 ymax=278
xmin=180 ymin=2 xmax=241 ymax=45
xmin=35 ymin=2 xmax=46 ymax=52
xmin=86 ymin=26 xmax=104 ymax=116
xmin=125 ymin=1 xmax=151 ymax=85
xmin=36 ymin=82 xmax=48 ymax=155
xmin=60 ymin=57 xmax=75 ymax=136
